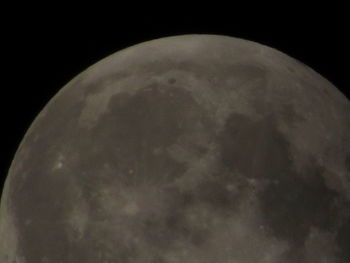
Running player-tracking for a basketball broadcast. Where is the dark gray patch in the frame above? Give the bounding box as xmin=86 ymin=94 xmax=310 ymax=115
xmin=260 ymin=164 xmax=340 ymax=243
xmin=336 ymin=219 xmax=350 ymax=262
xmin=219 ymin=113 xmax=291 ymax=180
xmin=84 ymin=84 xmax=211 ymax=187
xmin=287 ymin=66 xmax=296 ymax=73
xmin=320 ymin=84 xmax=333 ymax=98
xmin=164 ymin=211 xmax=207 ymax=246
xmin=197 ymin=179 xmax=236 ymax=210
xmin=194 ymin=170 xmax=251 ymax=216
xmin=218 ymin=112 xmax=350 ymax=261
xmin=278 ymin=104 xmax=305 ymax=125
xmin=168 ymin=78 xmax=176 ymax=84
xmin=345 ymin=153 xmax=350 ymax=172
xmin=281 ymin=247 xmax=305 ymax=263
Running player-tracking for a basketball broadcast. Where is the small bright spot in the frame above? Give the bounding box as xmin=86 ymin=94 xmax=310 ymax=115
xmin=53 ymin=154 xmax=65 ymax=170
xmin=122 ymin=201 xmax=139 ymax=215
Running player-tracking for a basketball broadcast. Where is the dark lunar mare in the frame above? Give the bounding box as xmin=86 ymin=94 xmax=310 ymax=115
xmin=220 ymin=112 xmax=350 ymax=262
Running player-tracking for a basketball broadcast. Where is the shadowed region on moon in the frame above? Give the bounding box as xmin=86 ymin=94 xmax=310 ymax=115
xmin=0 ymin=34 xmax=349 ymax=263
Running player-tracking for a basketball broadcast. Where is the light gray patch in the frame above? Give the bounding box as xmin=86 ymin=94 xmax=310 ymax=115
xmin=159 ymin=195 xmax=289 ymax=263
xmin=0 ymin=200 xmax=25 ymax=263
xmin=320 ymin=168 xmax=350 ymax=203
xmin=65 ymin=183 xmax=89 ymax=242
xmin=169 ymin=142 xmax=219 ymax=193
xmin=304 ymin=228 xmax=338 ymax=263
xmin=79 ymin=72 xmax=157 ymax=129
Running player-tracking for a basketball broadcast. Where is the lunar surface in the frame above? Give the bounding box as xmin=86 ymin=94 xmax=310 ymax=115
xmin=0 ymin=35 xmax=349 ymax=263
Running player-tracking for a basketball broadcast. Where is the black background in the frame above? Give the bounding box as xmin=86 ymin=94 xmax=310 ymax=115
xmin=1 ymin=10 xmax=349 ymax=193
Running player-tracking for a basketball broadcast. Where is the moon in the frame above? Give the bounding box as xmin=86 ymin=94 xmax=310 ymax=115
xmin=0 ymin=34 xmax=349 ymax=263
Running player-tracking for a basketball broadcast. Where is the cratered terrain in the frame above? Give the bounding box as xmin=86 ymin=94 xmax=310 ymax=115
xmin=0 ymin=35 xmax=349 ymax=263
